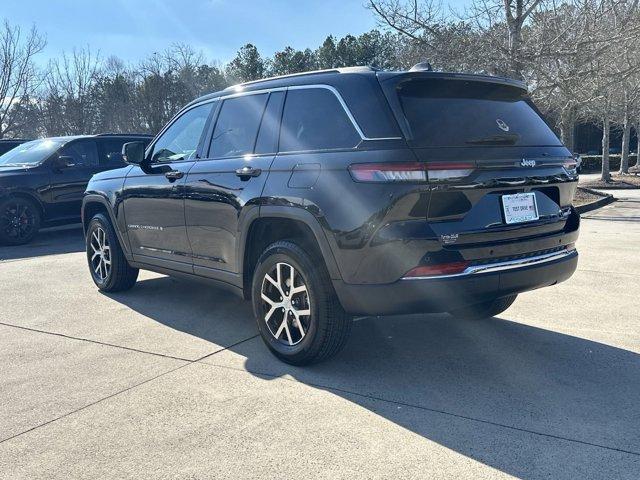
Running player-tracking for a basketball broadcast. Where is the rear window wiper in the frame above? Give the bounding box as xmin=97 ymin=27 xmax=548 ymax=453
xmin=465 ymin=134 xmax=520 ymax=145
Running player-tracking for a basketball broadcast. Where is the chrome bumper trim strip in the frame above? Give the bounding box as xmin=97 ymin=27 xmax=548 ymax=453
xmin=402 ymin=248 xmax=577 ymax=280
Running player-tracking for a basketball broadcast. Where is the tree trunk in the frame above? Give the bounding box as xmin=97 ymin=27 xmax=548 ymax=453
xmin=601 ymin=116 xmax=611 ymax=182
xmin=636 ymin=118 xmax=640 ymax=170
xmin=619 ymin=106 xmax=631 ymax=174
xmin=559 ymin=108 xmax=575 ymax=152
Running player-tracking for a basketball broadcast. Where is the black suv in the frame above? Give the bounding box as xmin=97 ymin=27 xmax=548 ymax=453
xmin=0 ymin=134 xmax=152 ymax=245
xmin=82 ymin=66 xmax=579 ymax=365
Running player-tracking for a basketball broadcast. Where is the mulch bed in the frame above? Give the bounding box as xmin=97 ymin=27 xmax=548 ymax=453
xmin=573 ymin=187 xmax=615 ymax=214
xmin=581 ymin=173 xmax=640 ymax=190
xmin=574 ymin=187 xmax=606 ymax=207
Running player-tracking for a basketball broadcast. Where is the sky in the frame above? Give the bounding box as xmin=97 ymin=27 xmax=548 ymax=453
xmin=3 ymin=0 xmax=471 ymax=67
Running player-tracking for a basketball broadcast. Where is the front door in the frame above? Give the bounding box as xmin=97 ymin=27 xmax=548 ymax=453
xmin=47 ymin=139 xmax=100 ymax=221
xmin=185 ymin=91 xmax=283 ymax=279
xmin=123 ymin=101 xmax=214 ymax=272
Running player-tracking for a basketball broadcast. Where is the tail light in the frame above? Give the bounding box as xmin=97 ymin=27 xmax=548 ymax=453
xmin=349 ymin=162 xmax=427 ymax=182
xmin=426 ymin=162 xmax=475 ymax=181
xmin=404 ymin=261 xmax=471 ymax=277
xmin=349 ymin=162 xmax=474 ymax=183
xmin=563 ymin=158 xmax=577 ymax=172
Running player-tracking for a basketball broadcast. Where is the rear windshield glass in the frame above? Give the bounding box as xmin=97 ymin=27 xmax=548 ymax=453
xmin=397 ymin=79 xmax=561 ymax=148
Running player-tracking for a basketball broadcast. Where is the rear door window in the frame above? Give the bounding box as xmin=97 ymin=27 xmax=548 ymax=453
xmin=209 ymin=93 xmax=268 ymax=158
xmin=279 ymin=88 xmax=360 ymax=152
xmin=397 ymin=79 xmax=561 ymax=148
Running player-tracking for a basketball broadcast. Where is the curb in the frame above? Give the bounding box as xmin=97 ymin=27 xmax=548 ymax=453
xmin=575 ymin=188 xmax=616 ymax=215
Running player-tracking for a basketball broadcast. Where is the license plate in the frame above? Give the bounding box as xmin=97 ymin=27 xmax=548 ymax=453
xmin=502 ymin=193 xmax=539 ymax=224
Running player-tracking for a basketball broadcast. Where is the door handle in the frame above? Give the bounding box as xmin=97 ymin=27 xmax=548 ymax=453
xmin=165 ymin=170 xmax=184 ymax=181
xmin=235 ymin=166 xmax=262 ymax=180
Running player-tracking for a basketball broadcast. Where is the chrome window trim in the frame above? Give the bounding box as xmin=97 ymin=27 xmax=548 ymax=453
xmin=402 ymin=248 xmax=577 ymax=280
xmin=210 ymin=84 xmax=402 ymax=142
xmin=147 ymin=83 xmax=402 ymax=160
xmin=286 ymin=85 xmax=402 ymax=141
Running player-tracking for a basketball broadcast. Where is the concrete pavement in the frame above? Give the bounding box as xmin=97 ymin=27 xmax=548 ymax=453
xmin=0 ymin=201 xmax=639 ymax=479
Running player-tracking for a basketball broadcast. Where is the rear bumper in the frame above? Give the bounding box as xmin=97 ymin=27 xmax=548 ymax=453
xmin=333 ymin=248 xmax=578 ymax=316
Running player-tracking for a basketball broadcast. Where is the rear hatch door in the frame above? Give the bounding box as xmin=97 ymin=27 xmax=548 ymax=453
xmin=379 ymin=73 xmax=577 ymax=247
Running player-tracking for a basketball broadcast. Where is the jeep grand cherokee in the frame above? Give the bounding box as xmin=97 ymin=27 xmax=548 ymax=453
xmin=82 ymin=66 xmax=579 ymax=365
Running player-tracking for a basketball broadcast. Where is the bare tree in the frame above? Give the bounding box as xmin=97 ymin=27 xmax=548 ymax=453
xmin=44 ymin=47 xmax=101 ymax=135
xmin=0 ymin=20 xmax=45 ymax=138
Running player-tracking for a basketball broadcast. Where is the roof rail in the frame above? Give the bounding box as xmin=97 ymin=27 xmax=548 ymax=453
xmin=225 ymin=65 xmax=377 ymax=91
xmin=95 ymin=133 xmax=153 ymax=137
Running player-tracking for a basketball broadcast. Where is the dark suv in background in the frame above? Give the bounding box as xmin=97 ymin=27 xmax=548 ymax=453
xmin=0 ymin=134 xmax=152 ymax=245
xmin=82 ymin=66 xmax=579 ymax=365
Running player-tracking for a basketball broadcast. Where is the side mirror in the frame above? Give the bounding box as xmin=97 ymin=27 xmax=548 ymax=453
xmin=53 ymin=155 xmax=74 ymax=170
xmin=122 ymin=142 xmax=146 ymax=165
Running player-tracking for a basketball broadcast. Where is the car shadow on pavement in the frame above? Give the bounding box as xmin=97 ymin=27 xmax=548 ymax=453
xmin=0 ymin=225 xmax=85 ymax=261
xmin=108 ymin=276 xmax=640 ymax=479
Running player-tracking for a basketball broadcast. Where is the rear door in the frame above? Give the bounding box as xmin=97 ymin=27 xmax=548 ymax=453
xmin=184 ymin=91 xmax=282 ymax=279
xmin=123 ymin=102 xmax=214 ymax=271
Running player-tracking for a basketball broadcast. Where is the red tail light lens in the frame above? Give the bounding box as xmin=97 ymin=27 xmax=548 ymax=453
xmin=349 ymin=162 xmax=475 ymax=183
xmin=404 ymin=261 xmax=471 ymax=277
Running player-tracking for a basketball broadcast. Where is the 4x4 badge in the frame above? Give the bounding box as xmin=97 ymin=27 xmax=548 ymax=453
xmin=496 ymin=119 xmax=510 ymax=132
xmin=520 ymin=158 xmax=536 ymax=167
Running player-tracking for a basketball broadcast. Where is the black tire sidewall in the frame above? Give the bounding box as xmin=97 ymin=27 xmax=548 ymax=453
xmin=251 ymin=243 xmax=324 ymax=362
xmin=0 ymin=196 xmax=41 ymax=245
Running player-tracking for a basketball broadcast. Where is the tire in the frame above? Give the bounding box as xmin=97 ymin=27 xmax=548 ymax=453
xmin=448 ymin=294 xmax=517 ymax=320
xmin=0 ymin=196 xmax=41 ymax=245
xmin=251 ymin=240 xmax=352 ymax=366
xmin=86 ymin=213 xmax=138 ymax=292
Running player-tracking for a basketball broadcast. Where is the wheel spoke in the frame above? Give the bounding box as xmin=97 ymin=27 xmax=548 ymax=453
xmin=291 ymin=284 xmax=307 ymax=295
xmin=261 ymin=292 xmax=276 ymax=307
xmin=288 ymin=264 xmax=295 ymax=293
xmin=264 ymin=273 xmax=279 ymax=290
xmin=274 ymin=318 xmax=287 ymax=339
xmin=276 ymin=263 xmax=283 ymax=290
xmin=295 ymin=308 xmax=311 ymax=316
xmin=283 ymin=322 xmax=293 ymax=345
xmin=292 ymin=312 xmax=306 ymax=338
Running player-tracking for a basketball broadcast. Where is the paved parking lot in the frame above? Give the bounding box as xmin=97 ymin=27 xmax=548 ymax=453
xmin=1 ymin=196 xmax=639 ymax=479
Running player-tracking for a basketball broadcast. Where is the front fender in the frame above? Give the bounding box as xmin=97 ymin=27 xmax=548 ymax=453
xmin=82 ymin=193 xmax=132 ymax=256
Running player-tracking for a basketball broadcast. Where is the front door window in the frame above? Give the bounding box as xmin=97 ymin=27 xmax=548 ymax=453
xmin=150 ymin=103 xmax=214 ymax=163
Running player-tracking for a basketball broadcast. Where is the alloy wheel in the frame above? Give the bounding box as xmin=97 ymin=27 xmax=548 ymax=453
xmin=260 ymin=262 xmax=311 ymax=346
xmin=89 ymin=227 xmax=111 ymax=281
xmin=1 ymin=201 xmax=36 ymax=241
